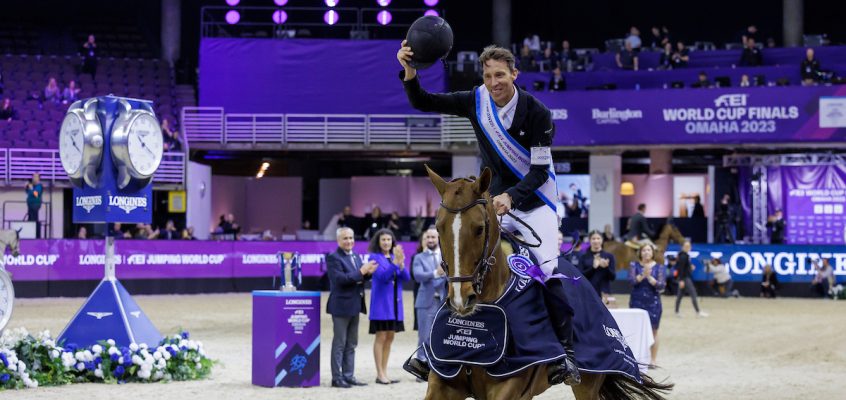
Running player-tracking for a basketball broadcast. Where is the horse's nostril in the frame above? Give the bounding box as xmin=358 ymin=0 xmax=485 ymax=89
xmin=467 ymin=294 xmax=477 ymax=305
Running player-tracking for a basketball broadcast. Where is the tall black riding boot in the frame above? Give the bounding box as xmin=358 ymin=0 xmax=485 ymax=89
xmin=543 ymin=276 xmax=581 ymax=386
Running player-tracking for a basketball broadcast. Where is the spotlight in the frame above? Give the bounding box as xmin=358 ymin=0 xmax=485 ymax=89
xmin=424 ymin=0 xmax=439 ymax=6
xmin=225 ymin=10 xmax=240 ymax=24
xmin=424 ymin=9 xmax=439 ymax=17
xmin=377 ymin=10 xmax=392 ymax=25
xmin=225 ymin=0 xmax=239 ymax=6
xmin=377 ymin=0 xmax=391 ymax=6
xmin=325 ymin=0 xmax=339 ymax=7
xmin=272 ymin=10 xmax=288 ymax=24
xmin=274 ymin=0 xmax=288 ymax=5
xmin=324 ymin=10 xmax=339 ymax=25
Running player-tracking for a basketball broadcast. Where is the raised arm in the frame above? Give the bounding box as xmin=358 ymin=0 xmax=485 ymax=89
xmin=398 ymin=40 xmax=473 ymax=117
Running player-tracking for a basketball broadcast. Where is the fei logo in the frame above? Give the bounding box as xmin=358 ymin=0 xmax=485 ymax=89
xmin=75 ymin=196 xmax=102 ymax=213
xmin=108 ymin=196 xmax=148 ymax=213
xmin=714 ymin=94 xmax=747 ymax=107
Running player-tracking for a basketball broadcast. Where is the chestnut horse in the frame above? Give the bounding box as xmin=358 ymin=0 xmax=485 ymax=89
xmin=423 ymin=166 xmax=672 ymax=400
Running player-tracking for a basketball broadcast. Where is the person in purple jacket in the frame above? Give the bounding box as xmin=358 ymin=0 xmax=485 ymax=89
xmin=367 ymin=228 xmax=411 ymax=385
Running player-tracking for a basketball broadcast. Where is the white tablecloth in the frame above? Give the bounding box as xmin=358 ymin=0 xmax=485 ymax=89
xmin=610 ymin=308 xmax=655 ymax=373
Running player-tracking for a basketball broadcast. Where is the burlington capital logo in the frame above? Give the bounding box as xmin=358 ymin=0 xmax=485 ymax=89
xmin=108 ymin=195 xmax=148 ymax=213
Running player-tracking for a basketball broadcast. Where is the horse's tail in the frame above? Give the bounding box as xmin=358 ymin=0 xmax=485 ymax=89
xmin=599 ymin=373 xmax=674 ymax=400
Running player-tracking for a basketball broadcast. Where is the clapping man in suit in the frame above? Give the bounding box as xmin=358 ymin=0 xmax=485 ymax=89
xmin=406 ymin=228 xmax=446 ymax=381
xmin=327 ymin=227 xmax=377 ymax=388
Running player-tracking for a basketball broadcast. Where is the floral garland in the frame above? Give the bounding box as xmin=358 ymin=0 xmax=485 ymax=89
xmin=0 ymin=328 xmax=214 ymax=390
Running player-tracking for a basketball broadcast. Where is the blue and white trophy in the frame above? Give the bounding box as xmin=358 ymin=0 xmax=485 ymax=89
xmin=57 ymin=96 xmax=164 ymax=348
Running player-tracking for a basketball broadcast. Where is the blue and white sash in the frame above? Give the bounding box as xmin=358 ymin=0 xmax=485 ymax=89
xmin=475 ymin=85 xmax=558 ymax=212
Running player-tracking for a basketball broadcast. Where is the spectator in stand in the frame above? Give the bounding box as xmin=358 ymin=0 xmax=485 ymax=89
xmin=625 ymin=26 xmax=642 ymax=50
xmin=559 ymin=40 xmax=578 ymax=72
xmin=715 ymin=194 xmax=736 ymax=244
xmin=82 ymin=34 xmax=98 ymax=78
xmin=0 ymin=98 xmax=16 ymax=121
xmin=539 ymin=46 xmax=557 ymax=72
xmin=671 ymin=41 xmax=690 ymax=68
xmin=62 ymin=80 xmax=81 ymax=104
xmin=615 ymin=41 xmax=638 ymax=71
xmin=739 ymin=38 xmax=763 ymax=67
xmin=801 ymin=48 xmax=824 ymax=85
xmin=766 ymin=209 xmax=785 ymax=244
xmin=603 ymin=224 xmax=616 ymax=242
xmin=364 ymin=206 xmax=387 ymax=239
xmin=43 ymin=77 xmax=61 ymax=104
xmin=25 ymin=173 xmax=43 ymax=238
xmin=692 ymin=71 xmax=712 ymax=88
xmin=739 ymin=74 xmax=751 ymax=87
xmin=549 ymin=67 xmax=566 ymax=91
xmin=519 ymin=44 xmax=536 ymax=72
xmin=219 ymin=213 xmax=241 ymax=235
xmin=387 ymin=211 xmax=403 ymax=238
xmin=77 ymin=226 xmax=88 ymax=239
xmin=159 ymin=220 xmax=179 ymax=240
xmin=111 ymin=222 xmax=132 ymax=239
xmin=337 ymin=205 xmax=359 ymax=235
xmin=810 ymin=259 xmax=835 ymax=298
xmin=760 ymin=264 xmax=778 ymax=298
xmin=766 ymin=37 xmax=776 ymax=48
xmin=181 ymin=227 xmax=197 ymax=240
xmin=649 ymin=26 xmax=669 ymax=49
xmin=691 ymin=195 xmax=705 ymax=218
xmin=741 ymin=25 xmax=758 ymax=47
xmin=658 ymin=43 xmax=673 ymax=70
xmin=523 ymin=33 xmax=541 ymax=55
xmin=161 ymin=119 xmax=183 ymax=151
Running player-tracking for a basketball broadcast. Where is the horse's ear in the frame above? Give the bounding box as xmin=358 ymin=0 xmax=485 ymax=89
xmin=425 ymin=164 xmax=447 ymax=197
xmin=475 ymin=167 xmax=492 ymax=194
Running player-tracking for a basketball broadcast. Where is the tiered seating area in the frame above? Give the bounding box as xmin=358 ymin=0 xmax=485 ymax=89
xmin=516 ymin=46 xmax=846 ymax=91
xmin=0 ymin=55 xmax=183 ymax=149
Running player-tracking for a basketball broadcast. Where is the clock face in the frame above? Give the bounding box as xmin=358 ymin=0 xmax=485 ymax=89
xmin=0 ymin=271 xmax=13 ymax=331
xmin=59 ymin=113 xmax=85 ymax=175
xmin=126 ymin=114 xmax=163 ymax=176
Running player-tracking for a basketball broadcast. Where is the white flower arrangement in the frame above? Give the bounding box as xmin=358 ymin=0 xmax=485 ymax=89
xmin=0 ymin=328 xmax=213 ymax=390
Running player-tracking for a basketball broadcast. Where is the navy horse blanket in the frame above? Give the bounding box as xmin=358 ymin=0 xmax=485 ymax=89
xmin=420 ymin=241 xmax=641 ymax=382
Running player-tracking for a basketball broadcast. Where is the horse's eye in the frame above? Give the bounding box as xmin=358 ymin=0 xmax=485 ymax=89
xmin=475 ymin=226 xmax=484 ymax=236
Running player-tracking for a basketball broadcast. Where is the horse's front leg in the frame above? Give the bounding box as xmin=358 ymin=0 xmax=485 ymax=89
xmin=425 ymin=370 xmax=469 ymax=400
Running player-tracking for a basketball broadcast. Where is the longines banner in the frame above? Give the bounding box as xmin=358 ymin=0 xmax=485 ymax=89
xmin=5 ymin=240 xmax=421 ymax=282
xmin=660 ymin=244 xmax=846 ymax=283
xmin=535 ymin=86 xmax=846 ymax=147
xmin=8 ymin=240 xmax=843 ymax=284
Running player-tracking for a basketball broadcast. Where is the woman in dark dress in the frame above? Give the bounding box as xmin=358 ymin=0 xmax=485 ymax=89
xmin=367 ymin=228 xmax=410 ymax=384
xmin=577 ymin=230 xmax=616 ymax=303
xmin=629 ymin=243 xmax=666 ymax=366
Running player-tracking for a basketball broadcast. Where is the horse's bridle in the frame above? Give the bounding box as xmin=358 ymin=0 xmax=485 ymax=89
xmin=438 ymin=196 xmax=500 ymax=295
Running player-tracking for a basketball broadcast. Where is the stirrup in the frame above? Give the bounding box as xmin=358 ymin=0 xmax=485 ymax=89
xmin=403 ymin=356 xmax=430 ymax=382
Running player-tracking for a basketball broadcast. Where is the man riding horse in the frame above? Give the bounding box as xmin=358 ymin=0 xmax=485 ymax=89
xmin=398 ymin=43 xmax=579 ymax=385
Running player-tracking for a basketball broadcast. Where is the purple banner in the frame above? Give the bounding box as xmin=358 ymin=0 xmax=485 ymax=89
xmin=199 ymin=38 xmax=445 ymax=114
xmin=7 ymin=240 xmax=420 ymax=282
xmin=782 ymin=165 xmax=846 ymax=245
xmin=535 ymin=85 xmax=846 ymax=147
